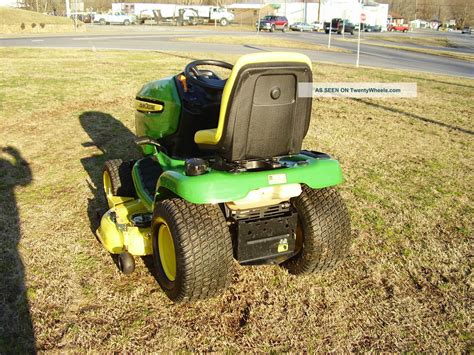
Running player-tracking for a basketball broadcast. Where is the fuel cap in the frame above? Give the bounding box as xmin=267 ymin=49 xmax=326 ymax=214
xmin=185 ymin=158 xmax=209 ymax=176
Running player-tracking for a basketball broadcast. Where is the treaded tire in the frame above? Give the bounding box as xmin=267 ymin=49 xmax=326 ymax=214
xmin=282 ymin=185 xmax=351 ymax=274
xmin=152 ymin=199 xmax=234 ymax=302
xmin=103 ymin=159 xmax=135 ymax=197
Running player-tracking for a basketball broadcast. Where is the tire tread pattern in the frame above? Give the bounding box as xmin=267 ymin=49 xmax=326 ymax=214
xmin=104 ymin=159 xmax=135 ymax=197
xmin=283 ymin=186 xmax=352 ymax=274
xmin=153 ymin=199 xmax=234 ymax=302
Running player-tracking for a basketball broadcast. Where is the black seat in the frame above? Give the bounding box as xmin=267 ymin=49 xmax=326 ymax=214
xmin=194 ymin=52 xmax=313 ymax=162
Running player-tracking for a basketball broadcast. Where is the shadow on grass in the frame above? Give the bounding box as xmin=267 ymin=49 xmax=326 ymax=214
xmin=79 ymin=111 xmax=158 ymax=278
xmin=402 ymin=75 xmax=474 ymax=90
xmin=79 ymin=111 xmax=140 ymax=234
xmin=243 ymin=44 xmax=267 ymax=51
xmin=0 ymin=146 xmax=35 ymax=353
xmin=354 ymin=99 xmax=474 ymax=136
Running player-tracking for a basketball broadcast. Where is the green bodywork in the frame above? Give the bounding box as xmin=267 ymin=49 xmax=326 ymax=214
xmin=133 ymin=75 xmax=344 ymax=211
xmin=133 ymin=149 xmax=344 ymax=211
xmin=135 ymin=77 xmax=181 ymax=155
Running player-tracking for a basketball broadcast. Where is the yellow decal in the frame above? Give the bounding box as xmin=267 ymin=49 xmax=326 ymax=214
xmin=135 ymin=100 xmax=164 ymax=113
xmin=277 ymin=238 xmax=289 ymax=253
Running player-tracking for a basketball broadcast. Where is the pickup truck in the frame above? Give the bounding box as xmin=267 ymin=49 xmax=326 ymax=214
xmin=387 ymin=24 xmax=409 ymax=32
xmin=94 ymin=12 xmax=136 ymax=25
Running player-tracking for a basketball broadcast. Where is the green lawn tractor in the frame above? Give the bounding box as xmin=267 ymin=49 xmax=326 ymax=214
xmin=97 ymin=52 xmax=352 ymax=302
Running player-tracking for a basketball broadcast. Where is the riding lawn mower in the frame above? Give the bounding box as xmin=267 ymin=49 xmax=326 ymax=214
xmin=97 ymin=52 xmax=352 ymax=302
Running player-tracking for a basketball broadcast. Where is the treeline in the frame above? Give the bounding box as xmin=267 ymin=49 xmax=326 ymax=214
xmin=376 ymin=0 xmax=472 ymax=26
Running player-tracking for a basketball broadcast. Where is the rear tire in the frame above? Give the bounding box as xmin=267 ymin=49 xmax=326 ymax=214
xmin=270 ymin=24 xmax=275 ymax=32
xmin=282 ymin=186 xmax=352 ymax=274
xmin=151 ymin=198 xmax=234 ymax=302
xmin=99 ymin=18 xmax=106 ymax=25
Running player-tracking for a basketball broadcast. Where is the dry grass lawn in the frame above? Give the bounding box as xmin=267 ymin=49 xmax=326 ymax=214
xmin=0 ymin=48 xmax=472 ymax=352
xmin=336 ymin=37 xmax=474 ymax=62
xmin=0 ymin=7 xmax=83 ymax=34
xmin=176 ymin=34 xmax=350 ymax=53
xmin=373 ymin=35 xmax=460 ymax=48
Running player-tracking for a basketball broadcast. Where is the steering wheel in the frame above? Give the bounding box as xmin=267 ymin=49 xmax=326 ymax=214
xmin=184 ymin=60 xmax=233 ymax=90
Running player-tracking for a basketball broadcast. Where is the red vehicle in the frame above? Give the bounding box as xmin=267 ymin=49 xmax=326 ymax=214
xmin=256 ymin=15 xmax=289 ymax=32
xmin=388 ymin=24 xmax=409 ymax=32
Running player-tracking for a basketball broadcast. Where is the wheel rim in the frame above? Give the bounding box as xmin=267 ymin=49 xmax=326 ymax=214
xmin=103 ymin=170 xmax=113 ymax=208
xmin=158 ymin=222 xmax=176 ymax=281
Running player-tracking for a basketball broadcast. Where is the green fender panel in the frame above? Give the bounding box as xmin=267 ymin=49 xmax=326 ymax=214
xmin=157 ymin=154 xmax=344 ymax=204
xmin=135 ymin=77 xmax=181 ymax=155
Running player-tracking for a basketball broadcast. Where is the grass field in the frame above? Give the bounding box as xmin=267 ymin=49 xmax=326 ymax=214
xmin=336 ymin=37 xmax=474 ymax=62
xmin=176 ymin=35 xmax=350 ymax=53
xmin=0 ymin=7 xmax=82 ymax=34
xmin=0 ymin=47 xmax=472 ymax=352
xmin=373 ymin=35 xmax=461 ymax=48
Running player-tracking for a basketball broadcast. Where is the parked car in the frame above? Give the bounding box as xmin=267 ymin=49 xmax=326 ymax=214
xmin=387 ymin=24 xmax=409 ymax=32
xmin=311 ymin=21 xmax=323 ymax=31
xmin=290 ymin=22 xmax=315 ymax=32
xmin=256 ymin=15 xmax=288 ymax=32
xmin=94 ymin=12 xmax=136 ymax=25
xmin=362 ymin=24 xmax=382 ymax=32
xmin=324 ymin=18 xmax=343 ymax=34
xmin=337 ymin=20 xmax=355 ymax=35
xmin=461 ymin=27 xmax=472 ymax=34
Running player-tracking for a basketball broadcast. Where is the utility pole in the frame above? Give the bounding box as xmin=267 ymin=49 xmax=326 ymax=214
xmin=304 ymin=0 xmax=307 ymax=23
xmin=65 ymin=0 xmax=71 ymax=18
xmin=257 ymin=0 xmax=262 ymax=33
xmin=317 ymin=0 xmax=321 ymax=22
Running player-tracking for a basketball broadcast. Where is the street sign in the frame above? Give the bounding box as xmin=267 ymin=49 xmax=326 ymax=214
xmin=360 ymin=13 xmax=366 ymax=23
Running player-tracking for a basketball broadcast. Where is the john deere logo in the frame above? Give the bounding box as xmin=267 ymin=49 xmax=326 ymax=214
xmin=135 ymin=100 xmax=164 ymax=113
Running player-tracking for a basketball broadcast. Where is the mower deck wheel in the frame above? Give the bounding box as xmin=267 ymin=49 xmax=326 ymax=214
xmin=118 ymin=252 xmax=135 ymax=274
xmin=282 ymin=185 xmax=352 ymax=274
xmin=151 ymin=198 xmax=234 ymax=302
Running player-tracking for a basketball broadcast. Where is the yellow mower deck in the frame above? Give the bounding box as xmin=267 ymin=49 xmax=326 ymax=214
xmin=97 ymin=196 xmax=153 ymax=256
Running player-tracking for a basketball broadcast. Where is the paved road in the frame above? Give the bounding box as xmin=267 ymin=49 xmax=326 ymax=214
xmin=1 ymin=27 xmax=473 ymax=78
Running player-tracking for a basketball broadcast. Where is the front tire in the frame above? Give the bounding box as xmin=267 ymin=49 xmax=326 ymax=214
xmin=151 ymin=199 xmax=234 ymax=302
xmin=99 ymin=18 xmax=106 ymax=25
xmin=270 ymin=25 xmax=275 ymax=32
xmin=282 ymin=186 xmax=352 ymax=274
xmin=220 ymin=18 xmax=229 ymax=26
xmin=103 ymin=159 xmax=135 ymax=208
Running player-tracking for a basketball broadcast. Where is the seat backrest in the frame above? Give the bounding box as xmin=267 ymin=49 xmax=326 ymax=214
xmin=196 ymin=52 xmax=313 ymax=162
